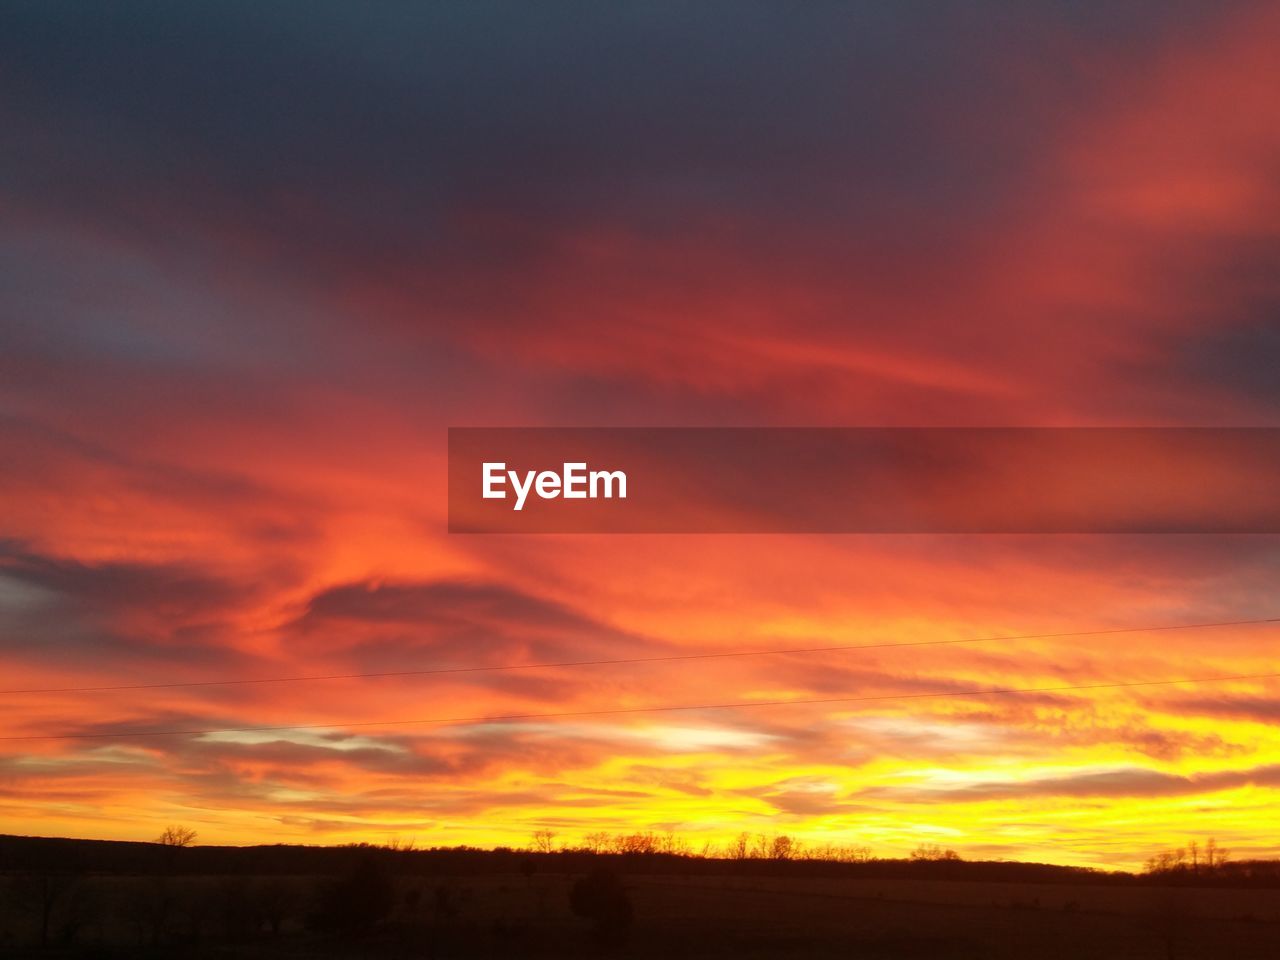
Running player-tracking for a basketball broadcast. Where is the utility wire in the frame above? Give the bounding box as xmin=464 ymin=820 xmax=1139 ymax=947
xmin=2 ymin=616 xmax=1275 ymax=696
xmin=2 ymin=670 xmax=1276 ymax=743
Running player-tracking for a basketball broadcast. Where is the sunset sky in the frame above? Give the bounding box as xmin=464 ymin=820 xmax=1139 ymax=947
xmin=1 ymin=2 xmax=1279 ymax=870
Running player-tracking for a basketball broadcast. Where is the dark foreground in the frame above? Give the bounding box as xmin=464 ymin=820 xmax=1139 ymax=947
xmin=4 ymin=870 xmax=1280 ymax=959
xmin=4 ymin=836 xmax=1280 ymax=958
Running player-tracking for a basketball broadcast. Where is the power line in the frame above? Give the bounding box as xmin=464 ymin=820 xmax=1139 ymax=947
xmin=2 ymin=616 xmax=1275 ymax=696
xmin=2 ymin=670 xmax=1276 ymax=743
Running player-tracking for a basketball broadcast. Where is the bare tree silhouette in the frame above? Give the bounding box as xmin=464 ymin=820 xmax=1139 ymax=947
xmin=769 ymin=835 xmax=796 ymax=860
xmin=531 ymin=829 xmax=557 ymax=854
xmin=157 ymin=824 xmax=197 ymax=848
xmin=910 ymin=843 xmax=962 ymax=862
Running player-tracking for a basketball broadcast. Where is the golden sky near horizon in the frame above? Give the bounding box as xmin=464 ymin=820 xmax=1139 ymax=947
xmin=2 ymin=2 xmax=1279 ymax=870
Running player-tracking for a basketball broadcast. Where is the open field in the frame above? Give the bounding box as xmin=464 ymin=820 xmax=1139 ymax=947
xmin=4 ymin=869 xmax=1280 ymax=958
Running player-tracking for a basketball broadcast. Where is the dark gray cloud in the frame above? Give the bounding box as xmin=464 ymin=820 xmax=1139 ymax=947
xmin=0 ymin=2 xmax=1233 ymax=274
xmin=302 ymin=580 xmax=597 ymax=631
xmin=1 ymin=0 xmax=1274 ymax=431
xmin=0 ymin=417 xmax=324 ymax=551
xmin=866 ymin=762 xmax=1280 ymax=803
xmin=1174 ymin=695 xmax=1280 ymax=724
xmin=0 ymin=542 xmax=269 ymax=678
xmin=738 ymin=777 xmax=861 ymax=817
xmin=1180 ymin=318 xmax=1280 ymax=407
xmin=0 ymin=543 xmax=246 ymax=623
xmin=289 ymin=577 xmax=655 ymax=673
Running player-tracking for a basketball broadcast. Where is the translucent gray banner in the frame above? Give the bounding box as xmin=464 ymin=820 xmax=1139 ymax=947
xmin=448 ymin=428 xmax=1280 ymax=533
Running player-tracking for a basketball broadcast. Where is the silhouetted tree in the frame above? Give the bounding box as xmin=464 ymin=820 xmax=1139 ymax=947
xmin=805 ymin=841 xmax=873 ymax=863
xmin=658 ymin=829 xmax=689 ymax=855
xmin=582 ymin=831 xmax=611 ymax=854
xmin=910 ymin=843 xmax=962 ymax=862
xmin=155 ymin=825 xmax=197 ymax=875
xmin=1205 ymin=837 xmax=1228 ymax=869
xmin=770 ymin=835 xmax=796 ymax=860
xmin=531 ymin=829 xmax=557 ymax=854
xmin=1143 ymin=838 xmax=1231 ymax=878
xmin=602 ymin=831 xmax=655 ymax=855
xmin=157 ymin=825 xmax=197 ymax=848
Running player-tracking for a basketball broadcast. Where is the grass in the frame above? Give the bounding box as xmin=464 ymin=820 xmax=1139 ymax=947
xmin=3 ymin=869 xmax=1279 ymax=958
